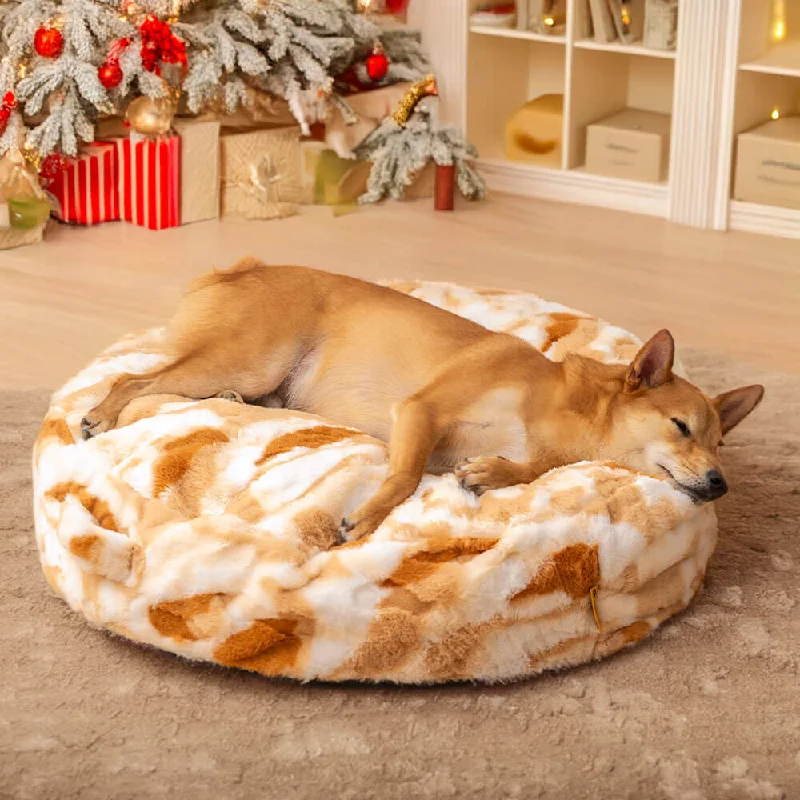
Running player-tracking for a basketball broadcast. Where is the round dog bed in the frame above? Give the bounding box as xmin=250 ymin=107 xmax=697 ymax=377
xmin=33 ymin=281 xmax=717 ymax=684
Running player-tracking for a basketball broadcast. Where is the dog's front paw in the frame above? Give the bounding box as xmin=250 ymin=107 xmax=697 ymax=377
xmin=336 ymin=507 xmax=385 ymax=546
xmin=455 ymin=456 xmax=517 ymax=495
xmin=80 ymin=405 xmax=117 ymax=440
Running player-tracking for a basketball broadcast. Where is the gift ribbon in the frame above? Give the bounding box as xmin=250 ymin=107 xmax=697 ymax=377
xmin=226 ymin=154 xmax=286 ymax=205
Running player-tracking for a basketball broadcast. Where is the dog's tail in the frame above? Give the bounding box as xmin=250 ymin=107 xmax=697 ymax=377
xmin=186 ymin=257 xmax=266 ymax=294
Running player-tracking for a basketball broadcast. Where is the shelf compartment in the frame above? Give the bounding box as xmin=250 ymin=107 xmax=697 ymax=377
xmin=467 ymin=33 xmax=567 ymax=166
xmin=469 ymin=25 xmax=567 ymax=44
xmin=566 ymin=48 xmax=675 ymax=172
xmin=739 ymin=39 xmax=800 ymax=77
xmin=731 ymin=71 xmax=800 ymax=138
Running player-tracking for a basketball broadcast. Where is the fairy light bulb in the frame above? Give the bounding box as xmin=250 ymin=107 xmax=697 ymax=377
xmin=772 ymin=0 xmax=786 ymax=41
xmin=544 ymin=16 xmax=555 ymax=27
xmin=771 ymin=107 xmax=780 ymax=120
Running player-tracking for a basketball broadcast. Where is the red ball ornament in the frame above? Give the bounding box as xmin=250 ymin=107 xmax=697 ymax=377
xmin=365 ymin=42 xmax=389 ymax=82
xmin=34 ymin=25 xmax=64 ymax=59
xmin=39 ymin=152 xmax=66 ymax=187
xmin=98 ymin=59 xmax=123 ymax=89
xmin=0 ymin=91 xmax=15 ymax=135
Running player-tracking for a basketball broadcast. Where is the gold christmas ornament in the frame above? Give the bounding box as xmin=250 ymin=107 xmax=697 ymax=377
xmin=390 ymin=74 xmax=437 ymax=127
xmin=125 ymin=95 xmax=175 ymax=136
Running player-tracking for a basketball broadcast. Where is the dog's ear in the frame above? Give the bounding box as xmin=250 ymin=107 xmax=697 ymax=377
xmin=624 ymin=329 xmax=675 ymax=392
xmin=713 ymin=385 xmax=764 ymax=436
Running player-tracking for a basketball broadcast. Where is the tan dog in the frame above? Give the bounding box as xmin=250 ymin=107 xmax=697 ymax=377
xmin=82 ymin=259 xmax=764 ymax=542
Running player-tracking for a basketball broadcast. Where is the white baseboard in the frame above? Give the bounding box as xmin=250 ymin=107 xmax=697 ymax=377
xmin=728 ymin=200 xmax=800 ymax=239
xmin=479 ymin=159 xmax=670 ymax=218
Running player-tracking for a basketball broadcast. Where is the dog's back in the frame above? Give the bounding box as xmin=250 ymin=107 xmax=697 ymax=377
xmin=175 ymin=261 xmax=527 ymax=440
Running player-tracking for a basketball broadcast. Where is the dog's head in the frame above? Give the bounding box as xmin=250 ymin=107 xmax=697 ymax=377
xmin=609 ymin=330 xmax=763 ymax=503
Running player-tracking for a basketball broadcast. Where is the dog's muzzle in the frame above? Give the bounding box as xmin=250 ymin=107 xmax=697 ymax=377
xmin=684 ymin=469 xmax=728 ymax=503
xmin=661 ymin=465 xmax=728 ymax=503
xmin=704 ymin=469 xmax=728 ymax=501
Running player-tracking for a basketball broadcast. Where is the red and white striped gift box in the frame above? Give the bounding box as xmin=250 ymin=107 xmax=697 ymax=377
xmin=49 ymin=142 xmax=119 ymax=225
xmin=116 ymin=134 xmax=181 ymax=230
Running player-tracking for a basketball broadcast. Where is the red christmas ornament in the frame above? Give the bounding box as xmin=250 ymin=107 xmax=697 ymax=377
xmin=98 ymin=59 xmax=123 ymax=89
xmin=39 ymin=152 xmax=66 ymax=187
xmin=0 ymin=91 xmax=16 ymax=135
xmin=139 ymin=16 xmax=187 ymax=75
xmin=365 ymin=42 xmax=389 ymax=82
xmin=34 ymin=25 xmax=64 ymax=58
xmin=384 ymin=0 xmax=409 ymax=12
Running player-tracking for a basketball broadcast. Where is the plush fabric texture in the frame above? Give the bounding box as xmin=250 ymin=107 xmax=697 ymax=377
xmin=32 ymin=282 xmax=717 ymax=684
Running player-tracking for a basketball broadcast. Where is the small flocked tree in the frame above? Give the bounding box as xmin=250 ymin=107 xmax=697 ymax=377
xmin=0 ymin=0 xmax=430 ymax=158
xmin=354 ymin=96 xmax=487 ymax=204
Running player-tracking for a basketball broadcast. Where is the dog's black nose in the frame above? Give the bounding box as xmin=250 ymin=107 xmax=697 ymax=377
xmin=706 ymin=469 xmax=727 ymax=499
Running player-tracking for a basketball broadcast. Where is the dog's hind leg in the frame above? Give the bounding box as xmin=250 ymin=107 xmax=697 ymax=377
xmin=80 ymin=347 xmax=293 ymax=439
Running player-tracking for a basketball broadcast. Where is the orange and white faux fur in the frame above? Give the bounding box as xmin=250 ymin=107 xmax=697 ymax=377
xmin=32 ymin=282 xmax=717 ymax=683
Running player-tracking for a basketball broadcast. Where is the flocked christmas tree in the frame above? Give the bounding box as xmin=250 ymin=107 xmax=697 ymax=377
xmin=355 ymin=76 xmax=486 ymax=204
xmin=0 ymin=0 xmax=431 ymax=158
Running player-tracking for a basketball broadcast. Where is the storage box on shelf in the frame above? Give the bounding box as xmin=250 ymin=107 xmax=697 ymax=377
xmin=734 ymin=116 xmax=800 ymax=209
xmin=586 ymin=108 xmax=671 ymax=182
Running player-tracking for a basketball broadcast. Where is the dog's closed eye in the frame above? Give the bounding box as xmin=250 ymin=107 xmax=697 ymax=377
xmin=671 ymin=417 xmax=691 ymax=437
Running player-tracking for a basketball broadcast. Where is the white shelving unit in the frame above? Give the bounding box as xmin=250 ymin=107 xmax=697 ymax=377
xmin=463 ymin=0 xmax=677 ymax=219
xmin=726 ymin=0 xmax=800 ymax=237
xmin=411 ymin=0 xmax=800 ymax=238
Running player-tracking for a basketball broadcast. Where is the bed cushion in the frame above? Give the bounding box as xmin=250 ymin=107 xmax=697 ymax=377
xmin=32 ymin=281 xmax=717 ymax=683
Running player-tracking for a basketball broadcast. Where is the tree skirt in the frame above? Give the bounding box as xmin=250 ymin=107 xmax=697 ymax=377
xmin=32 ymin=281 xmax=717 ymax=683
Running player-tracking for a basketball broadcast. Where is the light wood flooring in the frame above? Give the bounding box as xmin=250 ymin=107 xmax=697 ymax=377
xmin=1 ymin=193 xmax=798 ymax=390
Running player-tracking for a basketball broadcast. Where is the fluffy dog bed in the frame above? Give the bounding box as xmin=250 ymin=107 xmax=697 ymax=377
xmin=33 ymin=281 xmax=717 ymax=684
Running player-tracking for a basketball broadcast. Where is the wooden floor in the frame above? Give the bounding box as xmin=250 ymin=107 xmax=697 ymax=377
xmin=1 ymin=193 xmax=798 ymax=390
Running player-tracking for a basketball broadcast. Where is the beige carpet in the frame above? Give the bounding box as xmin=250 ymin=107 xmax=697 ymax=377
xmin=1 ymin=349 xmax=798 ymax=800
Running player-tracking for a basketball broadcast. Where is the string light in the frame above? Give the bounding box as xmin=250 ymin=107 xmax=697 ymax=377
xmin=543 ymin=16 xmax=555 ymax=27
xmin=772 ymin=0 xmax=786 ymax=41
xmin=621 ymin=1 xmax=631 ymax=34
xmin=771 ymin=107 xmax=780 ymax=120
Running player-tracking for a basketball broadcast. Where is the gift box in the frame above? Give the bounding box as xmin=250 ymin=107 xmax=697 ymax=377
xmin=172 ymin=118 xmax=220 ymax=224
xmin=300 ymin=140 xmax=434 ymax=205
xmin=48 ymin=142 xmax=119 ymax=225
xmin=220 ymin=126 xmax=303 ymax=220
xmin=116 ymin=134 xmax=181 ymax=230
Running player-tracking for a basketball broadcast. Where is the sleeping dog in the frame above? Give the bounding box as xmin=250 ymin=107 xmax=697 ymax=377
xmin=81 ymin=259 xmax=764 ymax=542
